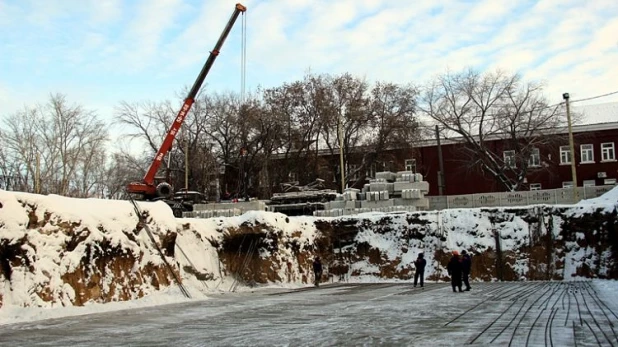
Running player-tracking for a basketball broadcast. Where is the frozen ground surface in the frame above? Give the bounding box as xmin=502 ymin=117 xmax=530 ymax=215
xmin=1 ymin=281 xmax=617 ymax=346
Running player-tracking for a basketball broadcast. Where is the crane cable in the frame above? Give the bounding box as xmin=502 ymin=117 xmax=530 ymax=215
xmin=237 ymin=11 xmax=247 ymax=199
xmin=240 ymin=11 xmax=247 ymax=103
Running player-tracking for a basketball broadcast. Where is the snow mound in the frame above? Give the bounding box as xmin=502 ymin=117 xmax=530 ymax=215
xmin=576 ymin=186 xmax=618 ymax=206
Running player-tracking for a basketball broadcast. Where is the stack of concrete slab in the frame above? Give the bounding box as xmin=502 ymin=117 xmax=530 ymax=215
xmin=323 ymin=200 xmax=346 ymax=210
xmin=375 ymin=171 xmax=397 ymax=181
xmin=343 ymin=188 xmax=359 ymax=201
xmin=183 ymin=208 xmax=242 ymax=218
xmin=313 ymin=205 xmax=417 ymax=217
xmin=192 ymin=200 xmax=267 ymax=216
xmin=393 ymin=181 xmax=430 ymax=195
xmin=401 ymin=188 xmax=422 ymax=199
xmin=365 ymin=191 xmax=390 ymax=201
xmin=396 ymin=171 xmax=423 ymax=183
xmin=315 ymin=170 xmax=431 ymax=216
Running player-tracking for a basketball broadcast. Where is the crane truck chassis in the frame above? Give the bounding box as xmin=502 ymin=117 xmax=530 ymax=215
xmin=126 ymin=3 xmax=246 ymax=217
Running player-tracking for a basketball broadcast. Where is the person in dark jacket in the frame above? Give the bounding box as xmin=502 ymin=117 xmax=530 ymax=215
xmin=461 ymin=250 xmax=472 ymax=291
xmin=447 ymin=250 xmax=463 ymax=293
xmin=414 ymin=253 xmax=427 ymax=288
xmin=313 ymin=256 xmax=323 ymax=287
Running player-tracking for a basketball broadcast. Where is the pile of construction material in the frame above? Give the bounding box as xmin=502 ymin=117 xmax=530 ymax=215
xmin=314 ymin=171 xmax=430 ymax=217
xmin=183 ymin=200 xmax=267 ymax=218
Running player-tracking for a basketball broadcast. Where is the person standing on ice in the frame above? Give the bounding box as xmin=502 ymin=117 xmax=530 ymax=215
xmin=461 ymin=250 xmax=472 ymax=291
xmin=447 ymin=250 xmax=463 ymax=293
xmin=413 ymin=253 xmax=426 ymax=288
xmin=313 ymin=256 xmax=323 ymax=287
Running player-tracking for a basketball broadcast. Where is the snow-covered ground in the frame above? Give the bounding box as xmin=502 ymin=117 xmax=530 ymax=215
xmin=1 ymin=280 xmax=617 ymax=346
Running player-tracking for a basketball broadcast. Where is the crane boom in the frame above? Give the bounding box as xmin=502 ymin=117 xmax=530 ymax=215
xmin=127 ymin=3 xmax=246 ymax=199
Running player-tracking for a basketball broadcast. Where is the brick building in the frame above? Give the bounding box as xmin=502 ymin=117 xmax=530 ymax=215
xmin=238 ymin=103 xmax=618 ymax=199
xmin=414 ymin=121 xmax=618 ymax=196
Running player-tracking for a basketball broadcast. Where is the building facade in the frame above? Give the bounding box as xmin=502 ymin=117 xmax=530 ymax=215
xmin=414 ymin=122 xmax=618 ymax=196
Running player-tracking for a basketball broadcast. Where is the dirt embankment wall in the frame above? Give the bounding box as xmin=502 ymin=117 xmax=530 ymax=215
xmin=2 ymin=190 xmax=616 ymax=308
xmin=209 ymin=206 xmax=618 ymax=286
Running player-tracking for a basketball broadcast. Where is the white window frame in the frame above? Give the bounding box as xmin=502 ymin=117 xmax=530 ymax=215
xmin=348 ymin=164 xmax=359 ymax=181
xmin=529 ymin=183 xmax=542 ymax=191
xmin=528 ymin=148 xmax=540 ymax=167
xmin=365 ymin=163 xmax=376 ymax=179
xmin=503 ymin=150 xmax=516 ymax=168
xmin=562 ymin=181 xmax=574 ymax=188
xmin=405 ymin=159 xmax=416 ymax=173
xmin=560 ymin=146 xmax=571 ymax=164
xmin=601 ymin=142 xmax=616 ymax=162
xmin=580 ymin=144 xmax=594 ymax=163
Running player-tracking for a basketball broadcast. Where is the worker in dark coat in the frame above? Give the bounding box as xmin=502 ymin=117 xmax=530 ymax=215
xmin=414 ymin=253 xmax=427 ymax=288
xmin=461 ymin=250 xmax=472 ymax=291
xmin=313 ymin=256 xmax=323 ymax=287
xmin=447 ymin=250 xmax=463 ymax=293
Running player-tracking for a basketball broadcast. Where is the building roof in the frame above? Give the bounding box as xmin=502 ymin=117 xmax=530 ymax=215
xmin=572 ymin=102 xmax=618 ymax=124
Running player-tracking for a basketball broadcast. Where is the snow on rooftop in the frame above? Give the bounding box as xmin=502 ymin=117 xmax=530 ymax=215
xmin=572 ymin=101 xmax=618 ymax=124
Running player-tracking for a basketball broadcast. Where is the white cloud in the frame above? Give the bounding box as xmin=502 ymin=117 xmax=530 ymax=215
xmin=2 ymin=0 xmax=617 ymax=123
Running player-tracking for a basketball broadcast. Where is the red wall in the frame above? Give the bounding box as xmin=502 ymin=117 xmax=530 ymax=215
xmin=416 ymin=128 xmax=618 ymax=196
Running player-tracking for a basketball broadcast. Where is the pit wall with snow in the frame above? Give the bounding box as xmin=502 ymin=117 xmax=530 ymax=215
xmin=1 ymin=188 xmax=617 ymax=308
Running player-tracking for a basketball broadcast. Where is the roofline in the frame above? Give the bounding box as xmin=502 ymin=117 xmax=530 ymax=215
xmin=272 ymin=121 xmax=618 ymax=159
xmin=416 ymin=121 xmax=618 ymax=148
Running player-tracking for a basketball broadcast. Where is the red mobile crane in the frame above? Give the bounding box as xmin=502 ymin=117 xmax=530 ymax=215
xmin=126 ymin=3 xmax=246 ymax=215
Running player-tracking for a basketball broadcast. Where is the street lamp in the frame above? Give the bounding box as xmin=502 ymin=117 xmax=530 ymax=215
xmin=563 ymin=93 xmax=578 ymax=203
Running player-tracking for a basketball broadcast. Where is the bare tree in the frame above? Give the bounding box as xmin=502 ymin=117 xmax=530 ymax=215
xmin=421 ymin=68 xmax=565 ymax=191
xmin=2 ymin=93 xmax=109 ymax=196
xmin=262 ymin=75 xmax=324 ymax=190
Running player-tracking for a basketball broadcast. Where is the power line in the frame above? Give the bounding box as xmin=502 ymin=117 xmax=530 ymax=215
xmin=421 ymin=89 xmax=618 ymax=131
xmin=570 ymin=90 xmax=618 ymax=103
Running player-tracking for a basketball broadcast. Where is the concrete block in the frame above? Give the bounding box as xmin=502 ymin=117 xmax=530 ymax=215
xmin=375 ymin=171 xmax=397 ymax=181
xmin=360 ymin=199 xmax=394 ymax=208
xmin=370 ymin=182 xmax=387 ymax=192
xmin=345 ymin=200 xmax=361 ymax=209
xmin=393 ymin=181 xmax=429 ymax=194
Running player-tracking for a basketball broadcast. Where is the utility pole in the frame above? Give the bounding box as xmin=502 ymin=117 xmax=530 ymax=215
xmin=435 ymin=125 xmax=445 ymax=195
xmin=35 ymin=152 xmax=41 ymax=194
xmin=184 ymin=129 xmax=189 ymax=191
xmin=337 ymin=108 xmax=346 ymax=193
xmin=563 ymin=93 xmax=578 ymax=203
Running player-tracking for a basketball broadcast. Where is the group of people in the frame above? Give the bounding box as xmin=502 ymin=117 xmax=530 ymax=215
xmin=413 ymin=250 xmax=472 ymax=292
xmin=313 ymin=250 xmax=472 ymax=291
xmin=447 ymin=250 xmax=472 ymax=292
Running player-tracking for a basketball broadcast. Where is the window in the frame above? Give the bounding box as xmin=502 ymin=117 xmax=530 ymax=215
xmin=333 ymin=165 xmax=339 ymax=182
xmin=503 ymin=150 xmax=516 ymax=167
xmin=349 ymin=164 xmax=359 ymax=181
xmin=528 ymin=148 xmax=540 ymax=167
xmin=605 ymin=178 xmax=617 ymax=185
xmin=530 ymin=183 xmax=542 ymax=191
xmin=365 ymin=163 xmax=376 ymax=178
xmin=601 ymin=142 xmax=616 ymax=161
xmin=560 ymin=146 xmax=571 ymax=164
xmin=562 ymin=181 xmax=574 ymax=188
xmin=583 ymin=180 xmax=596 ymax=187
xmin=580 ymin=144 xmax=594 ymax=163
xmin=405 ymin=159 xmax=417 ymax=173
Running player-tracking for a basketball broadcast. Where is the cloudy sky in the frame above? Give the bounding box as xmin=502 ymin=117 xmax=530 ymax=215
xmin=1 ymin=0 xmax=617 ymax=125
